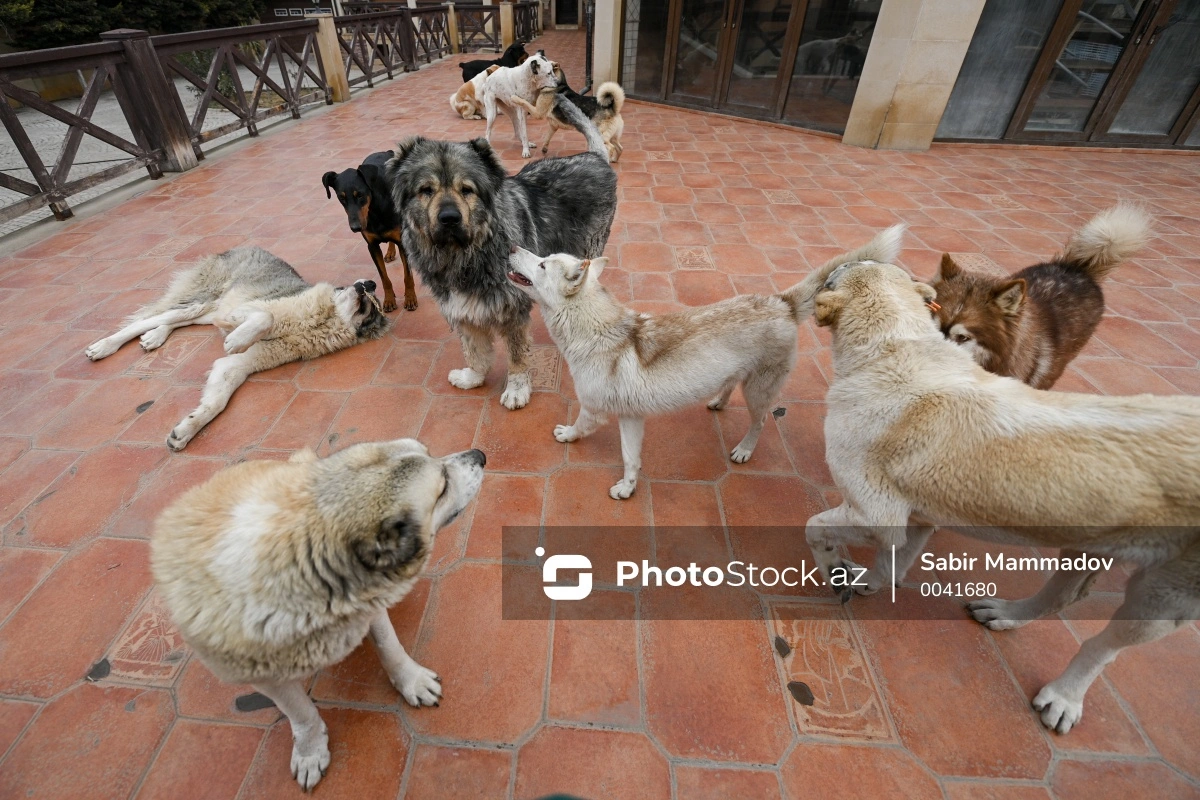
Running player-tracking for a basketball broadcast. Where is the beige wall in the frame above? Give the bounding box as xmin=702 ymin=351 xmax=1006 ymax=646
xmin=842 ymin=0 xmax=984 ymax=150
xmin=592 ymin=0 xmax=622 ymax=86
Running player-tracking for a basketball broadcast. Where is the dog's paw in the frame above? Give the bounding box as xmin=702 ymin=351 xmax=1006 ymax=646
xmin=404 ymin=296 xmax=418 ymax=311
xmin=554 ymin=424 xmax=579 ymax=443
xmin=521 ymin=148 xmax=532 ymax=159
xmin=223 ymin=333 xmax=251 ymax=355
xmin=384 ymin=250 xmax=397 ymax=264
xmin=395 ymin=662 xmax=442 ymax=708
xmin=609 ymin=479 xmax=636 ymax=500
xmin=139 ymin=328 xmax=169 ymax=351
xmin=966 ymin=598 xmax=1028 ymax=631
xmin=167 ymin=420 xmax=194 ymax=452
xmin=84 ymin=339 xmax=117 ymax=361
xmin=448 ymin=368 xmax=486 ymax=390
xmin=382 ymin=296 xmax=398 ymax=313
xmin=290 ymin=724 xmax=331 ymax=791
xmin=730 ymin=445 xmax=753 ymax=463
xmin=854 ymin=563 xmax=887 ymax=596
xmin=500 ymin=374 xmax=532 ymax=410
xmin=1032 ymin=683 xmax=1083 ymax=734
xmin=707 ymin=396 xmax=727 ymax=411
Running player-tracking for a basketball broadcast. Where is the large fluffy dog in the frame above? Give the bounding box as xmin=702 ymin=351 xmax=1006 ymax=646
xmin=84 ymin=247 xmax=389 ymax=450
xmin=480 ymin=52 xmax=559 ymax=158
xmin=930 ymin=204 xmax=1150 ymax=388
xmin=507 ymin=226 xmax=903 ymax=499
xmin=153 ymin=440 xmax=485 ymax=789
xmin=388 ymin=97 xmax=617 ymax=410
xmin=804 ymin=252 xmax=1200 ymax=735
xmin=508 ymin=72 xmax=626 ymax=162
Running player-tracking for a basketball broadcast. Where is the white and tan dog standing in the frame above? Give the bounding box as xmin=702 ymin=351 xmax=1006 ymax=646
xmin=506 ymin=226 xmax=903 ymax=499
xmin=449 ymin=64 xmax=501 ymax=120
xmin=480 ymin=52 xmax=558 ymax=158
xmin=804 ymin=251 xmax=1200 ymax=735
xmin=153 ymin=440 xmax=486 ymax=790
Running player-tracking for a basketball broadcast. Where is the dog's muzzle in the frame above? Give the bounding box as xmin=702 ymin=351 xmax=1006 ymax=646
xmin=355 ymin=280 xmax=377 ymax=295
xmin=507 ymin=271 xmax=533 ymax=287
xmin=437 ymin=204 xmax=462 ymax=227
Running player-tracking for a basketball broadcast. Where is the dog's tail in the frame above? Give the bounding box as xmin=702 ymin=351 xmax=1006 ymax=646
xmin=596 ymin=82 xmax=625 ymax=113
xmin=777 ymin=224 xmax=905 ymax=321
xmin=1057 ymin=203 xmax=1150 ymax=282
xmin=553 ymin=92 xmax=608 ymax=160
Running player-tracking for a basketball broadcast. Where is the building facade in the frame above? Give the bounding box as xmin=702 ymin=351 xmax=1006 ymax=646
xmin=596 ymin=0 xmax=1200 ymax=150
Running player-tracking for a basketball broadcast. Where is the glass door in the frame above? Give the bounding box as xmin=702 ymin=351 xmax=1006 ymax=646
xmin=719 ymin=0 xmax=802 ymax=114
xmin=669 ymin=0 xmax=738 ymax=105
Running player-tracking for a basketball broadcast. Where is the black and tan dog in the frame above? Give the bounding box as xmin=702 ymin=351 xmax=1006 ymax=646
xmin=323 ymin=151 xmax=417 ymax=312
xmin=460 ymin=41 xmax=528 ymax=83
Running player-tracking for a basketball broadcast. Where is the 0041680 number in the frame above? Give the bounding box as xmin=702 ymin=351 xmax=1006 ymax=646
xmin=920 ymin=582 xmax=997 ymax=598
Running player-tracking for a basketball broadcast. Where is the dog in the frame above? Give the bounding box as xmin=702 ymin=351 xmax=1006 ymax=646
xmin=794 ymin=29 xmax=862 ymax=76
xmin=460 ymin=40 xmax=528 ymax=83
xmin=323 ymin=151 xmax=418 ymax=312
xmin=929 ymin=204 xmax=1150 ymax=389
xmin=803 ymin=249 xmax=1200 ymax=736
xmin=84 ymin=247 xmax=389 ymax=450
xmin=480 ymin=53 xmax=559 ymax=158
xmin=508 ymin=70 xmax=625 ymax=162
xmin=388 ymin=96 xmax=616 ymax=411
xmin=506 ymin=226 xmax=904 ymax=499
xmin=450 ymin=64 xmax=501 ymax=120
xmin=152 ymin=440 xmax=485 ymax=790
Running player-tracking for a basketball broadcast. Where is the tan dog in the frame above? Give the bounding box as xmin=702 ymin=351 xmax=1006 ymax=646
xmin=153 ymin=440 xmax=486 ymax=790
xmin=449 ymin=64 xmax=501 ymax=120
xmin=804 ymin=252 xmax=1200 ymax=736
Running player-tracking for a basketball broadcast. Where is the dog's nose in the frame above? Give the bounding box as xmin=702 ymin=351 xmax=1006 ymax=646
xmin=437 ymin=205 xmax=462 ymax=227
xmin=510 ymin=245 xmax=519 ymax=254
xmin=362 ymin=280 xmax=376 ymax=293
xmin=349 ymin=220 xmax=361 ymax=232
xmin=467 ymin=448 xmax=486 ymax=468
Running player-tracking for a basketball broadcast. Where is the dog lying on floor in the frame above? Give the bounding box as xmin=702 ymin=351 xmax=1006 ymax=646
xmin=480 ymin=52 xmax=559 ymax=158
xmin=506 ymin=226 xmax=903 ymax=499
xmin=803 ymin=250 xmax=1200 ymax=735
xmin=84 ymin=247 xmax=389 ymax=450
xmin=153 ymin=440 xmax=485 ymax=790
xmin=929 ymin=203 xmax=1150 ymax=388
xmin=449 ymin=65 xmax=501 ymax=120
xmin=323 ymin=150 xmax=418 ymax=312
xmin=387 ymin=95 xmax=616 ymax=411
xmin=507 ymin=69 xmax=626 ymax=162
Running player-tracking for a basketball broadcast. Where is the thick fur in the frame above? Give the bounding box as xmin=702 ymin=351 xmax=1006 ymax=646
xmin=507 ymin=225 xmax=903 ymax=499
xmin=153 ymin=440 xmax=485 ymax=790
xmin=387 ymin=104 xmax=616 ymax=410
xmin=460 ymin=41 xmax=528 ymax=83
xmin=449 ymin=64 xmax=501 ymax=120
xmin=84 ymin=247 xmax=389 ymax=450
xmin=931 ymin=204 xmax=1151 ymax=389
xmin=322 ymin=150 xmax=417 ymax=312
xmin=508 ymin=68 xmax=626 ymax=162
xmin=805 ymin=252 xmax=1200 ymax=736
xmin=480 ymin=53 xmax=559 ymax=158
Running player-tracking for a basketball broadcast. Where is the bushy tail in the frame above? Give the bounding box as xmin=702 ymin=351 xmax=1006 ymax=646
xmin=778 ymin=224 xmax=905 ymax=321
xmin=553 ymin=93 xmax=608 ymax=159
xmin=596 ymin=81 xmax=625 ymax=113
xmin=1058 ymin=203 xmax=1150 ymax=282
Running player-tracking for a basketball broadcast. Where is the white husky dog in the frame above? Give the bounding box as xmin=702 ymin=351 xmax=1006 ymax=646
xmin=506 ymin=226 xmax=903 ymax=499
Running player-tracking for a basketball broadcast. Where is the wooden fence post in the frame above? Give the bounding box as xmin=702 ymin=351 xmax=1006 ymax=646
xmin=98 ymin=28 xmax=198 ymax=173
xmin=447 ymin=4 xmax=461 ymax=54
xmin=500 ymin=2 xmax=515 ymax=48
xmin=315 ymin=15 xmax=351 ymax=102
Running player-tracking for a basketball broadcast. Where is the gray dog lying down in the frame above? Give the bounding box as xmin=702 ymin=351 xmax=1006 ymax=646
xmin=506 ymin=226 xmax=904 ymax=499
xmin=84 ymin=247 xmax=389 ymax=450
xmin=388 ymin=94 xmax=617 ymax=411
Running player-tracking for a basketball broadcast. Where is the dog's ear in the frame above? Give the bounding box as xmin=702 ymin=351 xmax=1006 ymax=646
xmin=933 ymin=252 xmax=960 ymax=283
xmin=467 ymin=138 xmax=507 ymax=186
xmin=814 ymin=290 xmax=847 ymax=328
xmin=586 ymin=256 xmax=608 ymax=284
xmin=563 ymin=259 xmax=592 ymax=295
xmin=393 ymin=136 xmax=426 ymax=165
xmin=530 ymin=58 xmax=540 ymax=75
xmin=992 ymin=279 xmax=1025 ymax=316
xmin=321 ymin=171 xmax=337 ymax=199
xmin=356 ymin=512 xmax=423 ymax=571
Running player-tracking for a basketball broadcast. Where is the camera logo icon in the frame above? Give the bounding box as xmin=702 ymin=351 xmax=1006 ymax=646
xmin=537 ymin=547 xmax=592 ymax=601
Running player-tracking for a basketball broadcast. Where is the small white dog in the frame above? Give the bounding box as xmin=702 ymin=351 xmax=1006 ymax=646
xmin=85 ymin=247 xmax=389 ymax=450
xmin=480 ymin=52 xmax=558 ymax=158
xmin=506 ymin=226 xmax=903 ymax=499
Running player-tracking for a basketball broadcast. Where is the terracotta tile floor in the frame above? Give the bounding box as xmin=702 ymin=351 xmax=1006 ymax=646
xmin=2 ymin=28 xmax=1200 ymax=800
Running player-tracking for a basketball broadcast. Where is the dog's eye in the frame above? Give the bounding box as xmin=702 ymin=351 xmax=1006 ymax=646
xmin=438 ymin=468 xmax=449 ymax=499
xmin=953 ymin=332 xmax=972 ymax=344
xmin=539 ymin=262 xmax=545 ymax=270
xmin=419 ymin=186 xmax=434 ymax=197
xmin=460 ymin=186 xmax=474 ymax=197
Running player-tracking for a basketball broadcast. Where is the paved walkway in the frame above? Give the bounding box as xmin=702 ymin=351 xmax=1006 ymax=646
xmin=2 ymin=28 xmax=1200 ymax=800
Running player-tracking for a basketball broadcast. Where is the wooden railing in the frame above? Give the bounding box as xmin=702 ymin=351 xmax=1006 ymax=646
xmin=455 ymin=5 xmax=501 ymax=53
xmin=334 ymin=9 xmax=418 ymax=87
xmin=152 ymin=20 xmax=331 ymax=151
xmin=514 ymin=1 xmax=540 ymax=43
xmin=411 ymin=6 xmax=453 ymax=63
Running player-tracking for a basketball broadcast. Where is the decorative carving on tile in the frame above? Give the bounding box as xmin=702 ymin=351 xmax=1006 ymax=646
xmin=527 ymin=345 xmax=561 ymax=391
xmin=107 ymin=591 xmax=187 ymax=686
xmin=674 ymin=247 xmax=715 ymax=268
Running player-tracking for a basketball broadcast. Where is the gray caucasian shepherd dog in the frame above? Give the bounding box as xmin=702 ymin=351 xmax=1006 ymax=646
xmin=388 ymin=95 xmax=617 ymax=410
xmin=84 ymin=247 xmax=390 ymax=450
